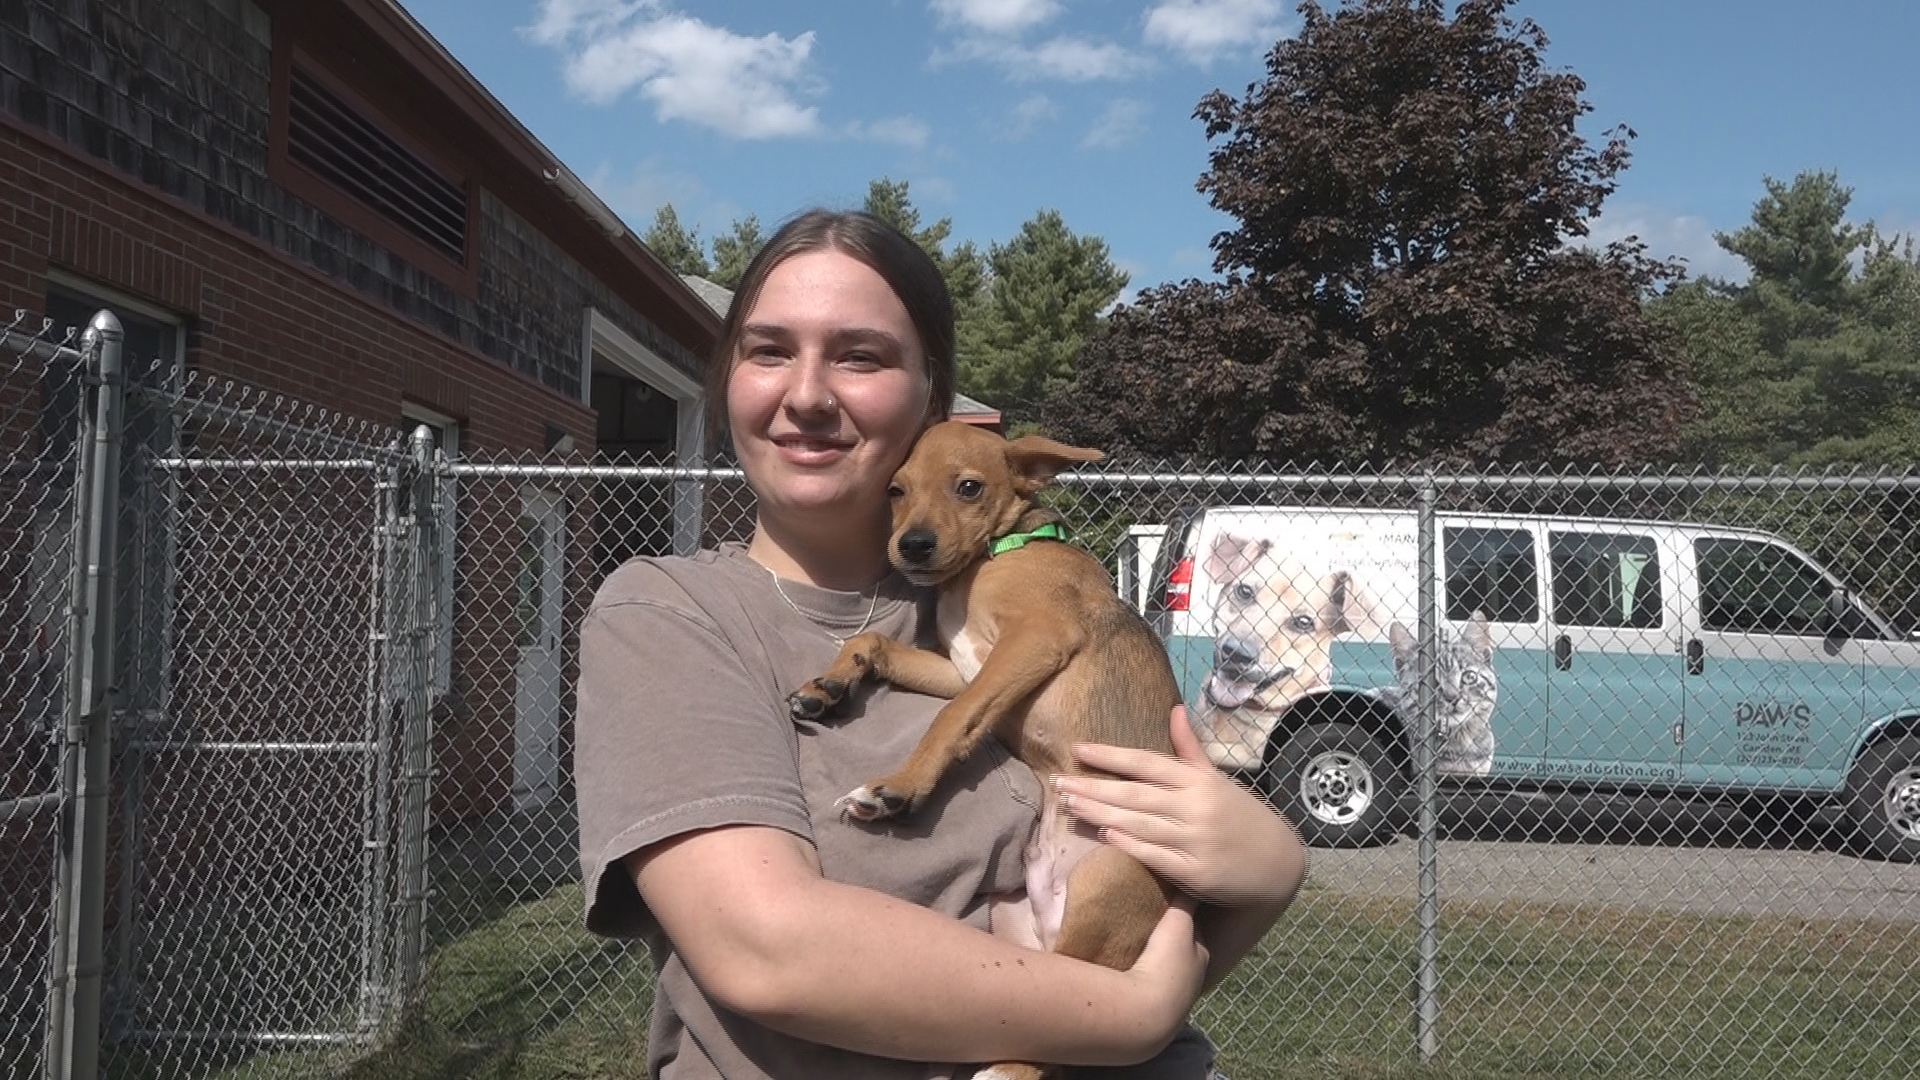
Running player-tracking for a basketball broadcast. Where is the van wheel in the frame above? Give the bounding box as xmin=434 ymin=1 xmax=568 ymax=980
xmin=1267 ymin=724 xmax=1403 ymax=848
xmin=1847 ymin=735 xmax=1920 ymax=863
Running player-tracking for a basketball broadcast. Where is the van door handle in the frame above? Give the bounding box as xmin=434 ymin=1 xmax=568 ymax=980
xmin=1553 ymin=634 xmax=1572 ymax=671
xmin=1686 ymin=638 xmax=1704 ymax=676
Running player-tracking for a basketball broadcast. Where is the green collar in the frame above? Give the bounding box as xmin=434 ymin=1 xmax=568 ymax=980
xmin=989 ymin=522 xmax=1067 ymax=557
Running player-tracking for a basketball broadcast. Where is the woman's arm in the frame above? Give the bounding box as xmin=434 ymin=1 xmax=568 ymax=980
xmin=1050 ymin=706 xmax=1308 ymax=988
xmin=630 ymin=823 xmax=1208 ymax=1066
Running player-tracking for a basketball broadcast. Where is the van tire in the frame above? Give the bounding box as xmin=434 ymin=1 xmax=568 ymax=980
xmin=1847 ymin=734 xmax=1920 ymax=863
xmin=1267 ymin=723 xmax=1403 ymax=848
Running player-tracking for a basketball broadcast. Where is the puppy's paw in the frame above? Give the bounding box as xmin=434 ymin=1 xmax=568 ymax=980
xmin=834 ymin=784 xmax=912 ymax=822
xmin=787 ymin=678 xmax=849 ymax=720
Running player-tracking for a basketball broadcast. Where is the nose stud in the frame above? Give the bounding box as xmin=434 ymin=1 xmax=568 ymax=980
xmin=823 ymin=394 xmax=838 ymax=411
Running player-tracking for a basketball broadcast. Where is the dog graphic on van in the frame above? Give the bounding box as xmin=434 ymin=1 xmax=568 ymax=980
xmin=1200 ymin=533 xmax=1381 ymax=757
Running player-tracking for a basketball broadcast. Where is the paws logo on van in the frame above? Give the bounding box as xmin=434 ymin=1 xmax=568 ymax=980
xmin=1734 ymin=700 xmax=1812 ymax=730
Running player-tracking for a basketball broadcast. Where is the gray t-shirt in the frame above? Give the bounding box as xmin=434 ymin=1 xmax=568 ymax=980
xmin=577 ymin=543 xmax=1212 ymax=1079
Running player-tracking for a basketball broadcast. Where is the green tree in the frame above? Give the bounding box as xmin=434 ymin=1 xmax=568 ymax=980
xmin=960 ymin=210 xmax=1128 ymax=422
xmin=862 ymin=179 xmax=988 ymax=316
xmin=1654 ymin=171 xmax=1920 ymax=465
xmin=1715 ymin=172 xmax=1869 ymax=310
xmin=642 ymin=204 xmax=709 ymax=278
xmin=1047 ymin=0 xmax=1691 ymax=466
xmin=710 ymin=215 xmax=765 ymax=290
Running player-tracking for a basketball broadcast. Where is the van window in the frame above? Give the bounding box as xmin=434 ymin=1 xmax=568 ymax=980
xmin=1696 ymin=539 xmax=1830 ymax=636
xmin=1445 ymin=527 xmax=1538 ymax=623
xmin=1551 ymin=532 xmax=1662 ymax=629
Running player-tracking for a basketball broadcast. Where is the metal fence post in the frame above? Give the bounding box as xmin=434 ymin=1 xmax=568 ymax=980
xmin=46 ymin=311 xmax=125 ymax=1080
xmin=1414 ymin=474 xmax=1440 ymax=1063
xmin=358 ymin=456 xmax=402 ymax=1031
xmin=395 ymin=426 xmax=438 ymax=1008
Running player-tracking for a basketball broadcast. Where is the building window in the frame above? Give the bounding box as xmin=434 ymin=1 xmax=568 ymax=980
xmin=40 ymin=280 xmax=186 ymax=737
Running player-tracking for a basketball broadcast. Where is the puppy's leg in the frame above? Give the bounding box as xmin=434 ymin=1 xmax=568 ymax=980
xmin=1051 ymin=846 xmax=1172 ymax=971
xmin=787 ymin=632 xmax=964 ymax=720
xmin=847 ymin=622 xmax=1081 ymax=821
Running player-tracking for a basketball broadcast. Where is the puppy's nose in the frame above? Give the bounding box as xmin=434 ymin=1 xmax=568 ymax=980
xmin=1214 ymin=636 xmax=1259 ymax=670
xmin=897 ymin=528 xmax=938 ymax=565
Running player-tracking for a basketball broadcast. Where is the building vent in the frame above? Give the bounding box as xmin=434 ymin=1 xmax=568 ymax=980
xmin=286 ymin=66 xmax=469 ymax=265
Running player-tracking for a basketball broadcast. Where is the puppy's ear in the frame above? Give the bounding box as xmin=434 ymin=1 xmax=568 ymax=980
xmin=1005 ymin=436 xmax=1103 ymax=493
xmin=1204 ymin=532 xmax=1270 ymax=581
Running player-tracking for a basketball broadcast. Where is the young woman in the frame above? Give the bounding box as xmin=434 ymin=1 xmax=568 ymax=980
xmin=576 ymin=210 xmax=1305 ymax=1079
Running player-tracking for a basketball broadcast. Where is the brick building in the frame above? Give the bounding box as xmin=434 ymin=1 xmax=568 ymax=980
xmin=1 ymin=0 xmax=719 ymax=457
xmin=0 ymin=3 xmax=728 ymax=1052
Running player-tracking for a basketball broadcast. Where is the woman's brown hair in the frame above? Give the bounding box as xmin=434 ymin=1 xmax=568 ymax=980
xmin=702 ymin=209 xmax=956 ymax=455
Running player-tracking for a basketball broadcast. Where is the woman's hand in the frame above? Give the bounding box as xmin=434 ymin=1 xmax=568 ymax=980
xmin=1120 ymin=894 xmax=1211 ymax=1040
xmin=1053 ymin=706 xmax=1306 ymax=907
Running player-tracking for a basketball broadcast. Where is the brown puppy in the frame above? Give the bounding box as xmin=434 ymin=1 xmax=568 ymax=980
xmin=788 ymin=420 xmax=1182 ymax=1080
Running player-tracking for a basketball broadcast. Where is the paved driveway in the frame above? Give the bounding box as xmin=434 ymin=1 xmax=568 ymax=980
xmin=1304 ymin=790 xmax=1920 ymax=923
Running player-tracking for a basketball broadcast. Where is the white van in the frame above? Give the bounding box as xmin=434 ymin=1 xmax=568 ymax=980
xmin=1139 ymin=506 xmax=1920 ymax=861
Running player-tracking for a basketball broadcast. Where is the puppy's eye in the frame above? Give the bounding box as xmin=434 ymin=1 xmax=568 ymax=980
xmin=1230 ymin=583 xmax=1257 ymax=605
xmin=955 ymin=478 xmax=984 ymax=500
xmin=887 ymin=483 xmax=906 ymax=499
xmin=1287 ymin=615 xmax=1317 ymax=634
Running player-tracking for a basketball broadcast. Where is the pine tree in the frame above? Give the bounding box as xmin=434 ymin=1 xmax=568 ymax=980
xmin=960 ymin=210 xmax=1127 ymax=422
xmin=642 ymin=205 xmax=710 ymax=278
xmin=711 ymin=215 xmax=765 ymax=290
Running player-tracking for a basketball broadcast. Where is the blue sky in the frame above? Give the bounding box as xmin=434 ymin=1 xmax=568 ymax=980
xmin=399 ymin=1 xmax=1920 ymax=295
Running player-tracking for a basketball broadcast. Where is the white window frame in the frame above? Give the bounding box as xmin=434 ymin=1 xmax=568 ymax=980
xmin=582 ymin=308 xmax=706 ymax=554
xmin=46 ymin=270 xmax=188 ymax=379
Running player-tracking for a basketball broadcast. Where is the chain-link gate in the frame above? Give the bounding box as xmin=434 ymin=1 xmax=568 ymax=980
xmin=2 ymin=313 xmax=92 ymax=1080
xmin=100 ymin=382 xmax=439 ymax=1076
xmin=7 ymin=312 xmax=1918 ymax=1079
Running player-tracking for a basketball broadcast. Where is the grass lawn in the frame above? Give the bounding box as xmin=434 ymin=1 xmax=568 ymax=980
xmin=104 ymin=877 xmax=1917 ymax=1079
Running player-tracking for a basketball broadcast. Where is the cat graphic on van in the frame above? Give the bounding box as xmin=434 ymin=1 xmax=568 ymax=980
xmin=1376 ymin=613 xmax=1499 ymax=778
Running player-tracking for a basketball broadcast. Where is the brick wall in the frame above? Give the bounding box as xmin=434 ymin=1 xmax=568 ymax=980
xmin=0 ymin=116 xmax=599 ymax=450
xmin=0 ymin=0 xmax=703 ymax=418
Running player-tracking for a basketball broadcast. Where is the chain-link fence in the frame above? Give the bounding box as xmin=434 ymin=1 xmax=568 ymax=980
xmin=2 ymin=313 xmax=89 ymax=1080
xmin=6 ymin=308 xmax=1918 ymax=1079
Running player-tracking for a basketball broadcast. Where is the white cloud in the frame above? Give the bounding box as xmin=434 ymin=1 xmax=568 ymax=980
xmin=930 ymin=0 xmax=1061 ymax=35
xmin=849 ymin=115 xmax=933 ymax=149
xmin=524 ymin=0 xmax=821 ymax=139
xmin=1579 ymin=204 xmax=1748 ymax=283
xmin=913 ymin=176 xmax=959 ymax=205
xmin=1143 ymin=0 xmax=1292 ymax=65
xmin=1004 ymin=94 xmax=1058 ymax=139
xmin=941 ymin=34 xmax=1147 ymax=81
xmin=589 ymin=157 xmax=738 ymax=236
xmin=1082 ymin=98 xmax=1147 ymax=149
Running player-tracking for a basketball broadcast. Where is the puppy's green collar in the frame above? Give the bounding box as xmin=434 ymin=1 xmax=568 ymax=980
xmin=989 ymin=522 xmax=1067 ymax=557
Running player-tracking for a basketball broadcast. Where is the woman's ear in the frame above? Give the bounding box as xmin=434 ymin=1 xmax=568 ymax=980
xmin=1005 ymin=436 xmax=1104 ymax=493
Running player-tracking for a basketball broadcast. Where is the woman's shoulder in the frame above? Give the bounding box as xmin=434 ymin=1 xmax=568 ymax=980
xmin=588 ymin=545 xmax=755 ymax=621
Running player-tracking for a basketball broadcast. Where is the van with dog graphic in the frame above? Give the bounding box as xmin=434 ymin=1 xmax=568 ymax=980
xmin=1133 ymin=507 xmax=1920 ymax=861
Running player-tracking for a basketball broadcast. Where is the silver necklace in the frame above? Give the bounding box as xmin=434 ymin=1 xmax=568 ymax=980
xmin=767 ymin=567 xmax=882 ymax=647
